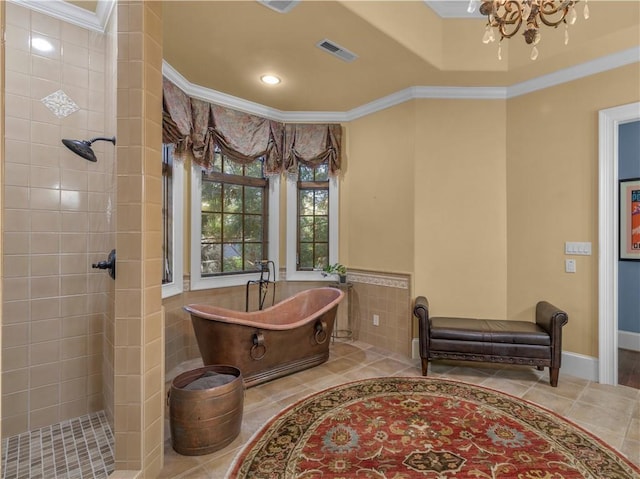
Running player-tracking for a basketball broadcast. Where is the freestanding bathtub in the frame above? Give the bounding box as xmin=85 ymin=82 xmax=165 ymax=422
xmin=184 ymin=287 xmax=345 ymax=387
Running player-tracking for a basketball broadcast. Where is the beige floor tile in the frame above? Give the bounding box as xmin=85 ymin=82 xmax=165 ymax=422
xmin=567 ymin=401 xmax=632 ymax=433
xmin=160 ymin=341 xmax=640 ymax=476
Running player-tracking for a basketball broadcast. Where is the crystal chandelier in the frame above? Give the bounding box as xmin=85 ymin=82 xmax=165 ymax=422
xmin=470 ymin=0 xmax=590 ymax=60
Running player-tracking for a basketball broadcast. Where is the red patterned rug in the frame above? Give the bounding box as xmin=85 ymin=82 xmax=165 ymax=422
xmin=228 ymin=377 xmax=639 ymax=478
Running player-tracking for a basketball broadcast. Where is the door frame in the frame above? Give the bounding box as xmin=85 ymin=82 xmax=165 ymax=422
xmin=598 ymin=101 xmax=640 ymax=385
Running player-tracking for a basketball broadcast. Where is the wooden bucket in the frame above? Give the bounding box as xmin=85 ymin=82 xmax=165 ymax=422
xmin=169 ymin=364 xmax=244 ymax=456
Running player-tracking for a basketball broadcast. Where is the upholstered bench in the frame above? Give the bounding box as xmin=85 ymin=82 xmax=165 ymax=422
xmin=413 ymin=296 xmax=569 ymax=387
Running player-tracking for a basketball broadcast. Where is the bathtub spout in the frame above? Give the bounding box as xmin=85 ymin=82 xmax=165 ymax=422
xmin=245 ymin=259 xmax=276 ymax=312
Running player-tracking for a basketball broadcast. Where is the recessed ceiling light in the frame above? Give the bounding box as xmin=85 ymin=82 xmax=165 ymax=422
xmin=31 ymin=37 xmax=53 ymax=52
xmin=260 ymin=74 xmax=281 ymax=85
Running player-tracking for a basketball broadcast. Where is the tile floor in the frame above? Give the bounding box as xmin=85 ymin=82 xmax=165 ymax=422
xmin=1 ymin=410 xmax=114 ymax=479
xmin=159 ymin=340 xmax=640 ymax=478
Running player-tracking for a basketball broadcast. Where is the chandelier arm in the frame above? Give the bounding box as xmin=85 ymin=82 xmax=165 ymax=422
xmin=538 ymin=0 xmax=575 ymax=27
xmin=490 ymin=1 xmax=524 ymax=40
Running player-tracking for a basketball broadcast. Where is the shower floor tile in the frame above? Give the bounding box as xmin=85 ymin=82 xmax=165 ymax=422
xmin=1 ymin=410 xmax=114 ymax=479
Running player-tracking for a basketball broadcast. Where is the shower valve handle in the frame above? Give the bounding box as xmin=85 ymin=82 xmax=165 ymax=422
xmin=92 ymin=249 xmax=116 ymax=280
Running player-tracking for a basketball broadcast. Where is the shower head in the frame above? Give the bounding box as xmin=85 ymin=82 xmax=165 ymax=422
xmin=61 ymin=136 xmax=116 ymax=162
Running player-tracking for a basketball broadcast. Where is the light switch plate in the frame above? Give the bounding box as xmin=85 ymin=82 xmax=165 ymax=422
xmin=565 ymin=242 xmax=592 ymax=255
xmin=565 ymin=259 xmax=576 ymax=273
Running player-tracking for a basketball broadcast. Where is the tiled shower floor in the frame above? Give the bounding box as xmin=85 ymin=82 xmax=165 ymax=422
xmin=1 ymin=411 xmax=114 ymax=479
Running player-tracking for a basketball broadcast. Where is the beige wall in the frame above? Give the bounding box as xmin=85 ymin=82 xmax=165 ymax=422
xmin=343 ymin=66 xmax=640 ymax=357
xmin=506 ymin=63 xmax=640 ymax=357
xmin=2 ymin=2 xmax=115 ymax=438
xmin=413 ymin=99 xmax=508 ymax=319
xmin=343 ymin=101 xmax=416 ymax=275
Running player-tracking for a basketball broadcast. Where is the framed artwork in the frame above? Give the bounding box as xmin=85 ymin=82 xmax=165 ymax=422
xmin=619 ymin=178 xmax=640 ymax=261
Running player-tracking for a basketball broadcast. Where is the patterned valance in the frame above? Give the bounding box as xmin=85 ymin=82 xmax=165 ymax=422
xmin=162 ymin=78 xmax=342 ymax=175
xmin=284 ymin=123 xmax=342 ymax=176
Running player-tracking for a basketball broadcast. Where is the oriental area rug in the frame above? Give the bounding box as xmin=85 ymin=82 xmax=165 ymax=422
xmin=228 ymin=377 xmax=640 ymax=479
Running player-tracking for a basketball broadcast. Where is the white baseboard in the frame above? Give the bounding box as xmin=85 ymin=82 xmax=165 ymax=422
xmin=412 ymin=338 xmax=419 ymax=360
xmin=619 ymin=330 xmax=640 ymax=352
xmin=410 ymin=338 xmax=599 ymax=382
xmin=560 ymin=351 xmax=599 ymax=382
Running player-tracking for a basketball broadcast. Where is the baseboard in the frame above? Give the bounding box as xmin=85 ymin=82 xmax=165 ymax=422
xmin=410 ymin=338 xmax=599 ymax=382
xmin=412 ymin=338 xmax=419 ymax=360
xmin=560 ymin=351 xmax=599 ymax=382
xmin=619 ymin=330 xmax=640 ymax=352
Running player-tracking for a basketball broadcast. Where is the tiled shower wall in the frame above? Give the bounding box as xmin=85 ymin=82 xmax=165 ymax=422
xmin=163 ymin=271 xmax=413 ymax=375
xmin=2 ymin=3 xmax=115 ymax=437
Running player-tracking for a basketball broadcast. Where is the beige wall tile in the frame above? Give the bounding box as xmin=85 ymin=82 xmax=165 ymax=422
xmin=31 ymin=318 xmax=61 ymax=343
xmin=3 ymin=300 xmax=30 ymax=324
xmin=31 ymin=340 xmax=61 ymax=366
xmin=2 ymin=415 xmax=29 ymax=438
xmin=2 ymin=369 xmax=30 ymax=395
xmin=29 ymin=405 xmax=60 ymax=430
xmin=29 ymin=381 xmax=60 ymax=414
xmin=30 ymin=276 xmax=60 ymax=298
xmin=4 ymin=277 xmax=29 ymax=301
xmin=4 ymin=255 xmax=29 ymax=278
xmin=3 ymin=233 xmax=30 ymax=255
xmin=31 ymin=255 xmax=59 ymax=276
xmin=31 ymin=298 xmax=61 ymax=320
xmin=32 ymin=210 xmax=61 ymax=232
xmin=31 ymin=363 xmax=61 ymax=389
xmin=4 ymin=185 xmax=29 ymax=209
xmin=2 ymin=345 xmax=29 ymax=372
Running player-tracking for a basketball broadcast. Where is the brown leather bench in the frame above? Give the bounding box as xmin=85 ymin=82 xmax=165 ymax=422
xmin=413 ymin=296 xmax=569 ymax=387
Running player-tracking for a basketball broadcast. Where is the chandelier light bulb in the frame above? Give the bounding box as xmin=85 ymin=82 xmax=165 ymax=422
xmin=567 ymin=7 xmax=577 ymax=25
xmin=583 ymin=2 xmax=590 ymax=19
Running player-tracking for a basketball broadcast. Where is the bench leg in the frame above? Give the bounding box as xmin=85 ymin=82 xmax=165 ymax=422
xmin=549 ymin=367 xmax=559 ymax=387
xmin=421 ymin=358 xmax=429 ymax=376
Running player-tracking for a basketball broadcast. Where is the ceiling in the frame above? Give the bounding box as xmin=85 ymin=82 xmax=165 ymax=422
xmin=70 ymin=1 xmax=640 ymax=112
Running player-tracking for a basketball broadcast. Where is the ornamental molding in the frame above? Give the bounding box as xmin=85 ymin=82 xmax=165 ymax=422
xmin=347 ymin=272 xmax=409 ymax=290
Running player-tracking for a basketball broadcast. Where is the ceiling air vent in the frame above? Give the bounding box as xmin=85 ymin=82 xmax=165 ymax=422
xmin=316 ymin=39 xmax=358 ymax=63
xmin=257 ymin=0 xmax=300 ymax=14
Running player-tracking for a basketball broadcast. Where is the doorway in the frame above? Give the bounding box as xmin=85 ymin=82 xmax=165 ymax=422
xmin=598 ymin=101 xmax=640 ymax=385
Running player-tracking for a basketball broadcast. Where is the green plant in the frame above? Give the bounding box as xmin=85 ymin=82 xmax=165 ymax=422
xmin=322 ymin=263 xmax=347 ymax=276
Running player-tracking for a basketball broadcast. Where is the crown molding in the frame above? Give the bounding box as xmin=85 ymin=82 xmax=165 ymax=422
xmin=9 ymin=0 xmax=114 ymax=33
xmin=507 ymin=46 xmax=640 ymax=98
xmin=165 ymin=45 xmax=637 ymax=123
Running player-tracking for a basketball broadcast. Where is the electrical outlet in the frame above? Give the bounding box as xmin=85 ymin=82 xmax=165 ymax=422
xmin=373 ymin=314 xmax=379 ymax=326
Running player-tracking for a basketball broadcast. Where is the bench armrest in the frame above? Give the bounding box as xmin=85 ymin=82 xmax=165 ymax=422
xmin=413 ymin=296 xmax=430 ymax=321
xmin=413 ymin=296 xmax=431 ymax=353
xmin=535 ymin=301 xmax=569 ymax=335
xmin=536 ymin=301 xmax=568 ymax=370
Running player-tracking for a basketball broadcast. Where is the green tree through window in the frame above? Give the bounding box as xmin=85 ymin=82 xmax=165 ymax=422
xmin=201 ymin=152 xmax=268 ymax=275
xmin=297 ymin=163 xmax=329 ymax=270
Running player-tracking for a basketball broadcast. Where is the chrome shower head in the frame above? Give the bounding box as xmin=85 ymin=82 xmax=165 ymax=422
xmin=61 ymin=136 xmax=116 ymax=162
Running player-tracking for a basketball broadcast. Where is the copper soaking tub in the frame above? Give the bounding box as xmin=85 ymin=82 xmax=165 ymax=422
xmin=184 ymin=287 xmax=345 ymax=387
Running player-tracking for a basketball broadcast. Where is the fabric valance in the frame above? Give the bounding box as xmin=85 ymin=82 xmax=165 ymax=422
xmin=162 ymin=77 xmax=342 ymax=175
xmin=283 ymin=123 xmax=342 ymax=176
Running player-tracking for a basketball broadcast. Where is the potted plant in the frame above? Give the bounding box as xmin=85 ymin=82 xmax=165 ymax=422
xmin=322 ymin=263 xmax=347 ymax=283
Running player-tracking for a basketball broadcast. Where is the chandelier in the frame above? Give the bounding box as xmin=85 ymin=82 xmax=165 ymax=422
xmin=471 ymin=0 xmax=590 ymax=60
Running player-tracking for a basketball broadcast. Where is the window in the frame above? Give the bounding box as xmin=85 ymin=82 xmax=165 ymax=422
xmin=297 ymin=163 xmax=330 ymax=270
xmin=162 ymin=144 xmax=184 ymax=298
xmin=286 ymin=163 xmax=339 ymax=281
xmin=191 ymin=152 xmax=279 ymax=289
